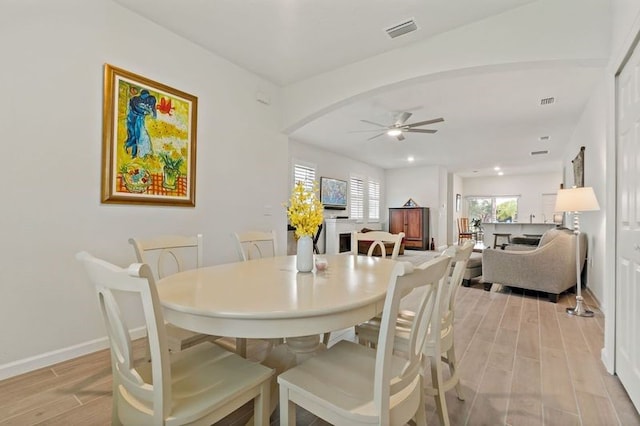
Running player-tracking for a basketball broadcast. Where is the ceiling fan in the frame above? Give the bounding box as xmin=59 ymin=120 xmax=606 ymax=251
xmin=356 ymin=112 xmax=444 ymax=141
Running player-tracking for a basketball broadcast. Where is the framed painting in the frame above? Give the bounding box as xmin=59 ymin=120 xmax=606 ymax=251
xmin=101 ymin=64 xmax=197 ymax=206
xmin=572 ymin=146 xmax=585 ymax=188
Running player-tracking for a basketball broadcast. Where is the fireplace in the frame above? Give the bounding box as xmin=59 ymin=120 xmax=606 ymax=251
xmin=324 ymin=218 xmax=357 ymax=254
xmin=338 ymin=233 xmax=351 ymax=253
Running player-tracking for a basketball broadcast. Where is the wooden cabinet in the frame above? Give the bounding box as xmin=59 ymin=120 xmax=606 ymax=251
xmin=389 ymin=207 xmax=430 ymax=250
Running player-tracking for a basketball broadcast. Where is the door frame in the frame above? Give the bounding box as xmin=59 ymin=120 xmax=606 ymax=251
xmin=602 ymin=16 xmax=640 ymax=374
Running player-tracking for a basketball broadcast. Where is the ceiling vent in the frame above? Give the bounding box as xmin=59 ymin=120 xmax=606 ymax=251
xmin=530 ymin=150 xmax=549 ymax=156
xmin=385 ymin=19 xmax=418 ymax=39
xmin=539 ymin=135 xmax=551 ymax=141
xmin=540 ymin=97 xmax=555 ymax=106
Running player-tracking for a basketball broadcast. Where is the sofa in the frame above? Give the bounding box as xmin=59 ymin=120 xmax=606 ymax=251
xmin=481 ymin=227 xmax=587 ymax=302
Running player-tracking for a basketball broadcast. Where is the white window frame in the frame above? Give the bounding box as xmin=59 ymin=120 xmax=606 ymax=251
xmin=350 ymin=175 xmax=365 ymax=221
xmin=292 ymin=160 xmax=316 ymax=192
xmin=368 ymin=178 xmax=380 ymax=221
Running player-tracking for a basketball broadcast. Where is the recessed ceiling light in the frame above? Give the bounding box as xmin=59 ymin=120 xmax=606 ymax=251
xmin=494 ymin=166 xmax=501 ymax=171
xmin=498 ymin=171 xmax=504 ymax=176
xmin=387 ymin=129 xmax=402 ymax=137
xmin=407 ymin=156 xmax=414 ymax=162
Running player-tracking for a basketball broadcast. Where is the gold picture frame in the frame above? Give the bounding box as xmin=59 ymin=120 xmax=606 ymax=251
xmin=101 ymin=64 xmax=197 ymax=206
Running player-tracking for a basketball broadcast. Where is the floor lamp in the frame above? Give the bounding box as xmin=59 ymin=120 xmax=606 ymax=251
xmin=554 ymin=186 xmax=600 ymax=317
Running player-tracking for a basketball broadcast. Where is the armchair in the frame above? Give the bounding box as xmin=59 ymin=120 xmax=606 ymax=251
xmin=482 ymin=228 xmax=587 ymax=302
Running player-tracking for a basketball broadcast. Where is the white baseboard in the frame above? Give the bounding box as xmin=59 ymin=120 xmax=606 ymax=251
xmin=0 ymin=326 xmax=147 ymax=381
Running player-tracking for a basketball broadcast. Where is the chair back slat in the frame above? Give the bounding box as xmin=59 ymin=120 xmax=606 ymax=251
xmin=373 ymin=255 xmax=452 ymax=423
xmin=129 ymin=234 xmax=203 ymax=279
xmin=76 ymin=252 xmax=172 ymax=422
xmin=233 ymin=230 xmax=277 ymax=261
xmin=351 ymin=230 xmax=405 ymax=259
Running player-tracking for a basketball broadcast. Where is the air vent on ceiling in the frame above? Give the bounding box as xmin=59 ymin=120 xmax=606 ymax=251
xmin=530 ymin=150 xmax=549 ymax=156
xmin=540 ymin=97 xmax=555 ymax=106
xmin=539 ymin=135 xmax=551 ymax=141
xmin=385 ymin=19 xmax=418 ymax=39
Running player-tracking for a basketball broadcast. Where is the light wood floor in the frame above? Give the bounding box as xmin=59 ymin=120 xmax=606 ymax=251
xmin=1 ymin=279 xmax=638 ymax=425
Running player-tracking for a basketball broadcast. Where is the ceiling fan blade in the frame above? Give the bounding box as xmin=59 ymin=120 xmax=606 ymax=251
xmin=367 ymin=132 xmax=386 ymax=141
xmin=396 ymin=133 xmax=405 ymax=141
xmin=405 ymin=128 xmax=438 ymax=134
xmin=360 ymin=119 xmax=388 ymax=128
xmin=348 ymin=129 xmax=390 ymax=133
xmin=394 ymin=111 xmax=412 ymax=126
xmin=405 ymin=117 xmax=445 ymax=128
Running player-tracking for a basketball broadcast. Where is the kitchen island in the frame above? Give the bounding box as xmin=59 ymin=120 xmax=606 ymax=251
xmin=479 ymin=222 xmax=559 ymax=248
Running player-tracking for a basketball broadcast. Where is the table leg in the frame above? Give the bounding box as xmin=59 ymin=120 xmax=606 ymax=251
xmin=251 ymin=334 xmax=326 ymax=420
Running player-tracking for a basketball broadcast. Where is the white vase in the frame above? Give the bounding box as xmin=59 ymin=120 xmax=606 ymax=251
xmin=296 ymin=236 xmax=314 ymax=273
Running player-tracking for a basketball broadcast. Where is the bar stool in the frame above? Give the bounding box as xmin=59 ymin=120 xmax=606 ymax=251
xmin=493 ymin=233 xmax=512 ymax=249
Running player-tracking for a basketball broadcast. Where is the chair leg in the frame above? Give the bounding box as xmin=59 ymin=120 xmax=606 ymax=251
xmin=430 ymin=354 xmax=451 ymax=426
xmin=254 ymin=381 xmax=270 ymax=426
xmin=236 ymin=338 xmax=247 ymax=358
xmin=446 ymin=346 xmax=465 ymax=401
xmin=414 ymin=379 xmax=427 ymax=426
xmin=279 ymin=386 xmax=295 ymax=426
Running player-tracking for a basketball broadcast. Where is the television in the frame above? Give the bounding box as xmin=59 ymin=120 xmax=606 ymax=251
xmin=320 ymin=177 xmax=348 ymax=210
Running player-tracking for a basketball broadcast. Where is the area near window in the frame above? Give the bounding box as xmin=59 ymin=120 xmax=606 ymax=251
xmin=466 ymin=195 xmax=519 ymax=223
xmin=293 ymin=162 xmax=316 ymax=191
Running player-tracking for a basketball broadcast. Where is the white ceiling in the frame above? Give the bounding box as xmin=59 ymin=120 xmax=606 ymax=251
xmin=112 ymin=0 xmax=605 ymax=175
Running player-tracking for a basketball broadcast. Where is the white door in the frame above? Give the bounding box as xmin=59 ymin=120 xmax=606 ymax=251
xmin=615 ymin=37 xmax=640 ymax=410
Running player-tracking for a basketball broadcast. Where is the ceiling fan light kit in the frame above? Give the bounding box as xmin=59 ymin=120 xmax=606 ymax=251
xmin=358 ymin=111 xmax=444 ymax=141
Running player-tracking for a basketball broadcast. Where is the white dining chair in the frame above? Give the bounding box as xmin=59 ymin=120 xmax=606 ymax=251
xmin=351 ymin=230 xmax=405 ymax=259
xmin=233 ymin=229 xmax=281 ymax=356
xmin=277 ymin=254 xmax=452 ymax=426
xmin=321 ymin=230 xmax=406 ymax=346
xmin=355 ymin=240 xmax=475 ymax=426
xmin=233 ymin=230 xmax=277 ymax=261
xmin=76 ymin=251 xmax=273 ymax=426
xmin=128 ymin=234 xmax=224 ymax=355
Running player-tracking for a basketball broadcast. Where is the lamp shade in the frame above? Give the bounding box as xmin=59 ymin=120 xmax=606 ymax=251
xmin=555 ymin=187 xmax=600 ymax=212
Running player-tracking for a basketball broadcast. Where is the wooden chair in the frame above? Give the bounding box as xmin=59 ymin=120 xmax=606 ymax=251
xmin=351 ymin=230 xmax=405 ymax=259
xmin=355 ymin=241 xmax=475 ymax=426
xmin=233 ymin=230 xmax=277 ymax=261
xmin=278 ymin=255 xmax=452 ymax=426
xmin=457 ymin=217 xmax=476 ymax=243
xmin=233 ymin=230 xmax=281 ymax=355
xmin=128 ymin=234 xmax=222 ymax=355
xmin=76 ymin=251 xmax=273 ymax=426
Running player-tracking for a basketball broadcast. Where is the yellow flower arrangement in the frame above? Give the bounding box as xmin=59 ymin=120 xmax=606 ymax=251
xmin=286 ymin=181 xmax=324 ymax=239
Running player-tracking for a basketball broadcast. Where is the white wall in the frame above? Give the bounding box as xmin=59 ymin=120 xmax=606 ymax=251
xmin=385 ymin=166 xmax=446 ymax=247
xmin=288 ymin=140 xmax=385 ymax=251
xmin=462 ymin=172 xmax=563 ymax=223
xmin=0 ymin=0 xmax=287 ymax=378
xmin=560 ymin=78 xmax=607 ymax=306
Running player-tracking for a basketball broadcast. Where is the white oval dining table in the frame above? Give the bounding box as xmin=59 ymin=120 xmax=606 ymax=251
xmin=157 ymin=254 xmax=399 ymax=355
xmin=157 ymin=254 xmax=401 ymax=418
xmin=157 ymin=254 xmax=396 ymax=338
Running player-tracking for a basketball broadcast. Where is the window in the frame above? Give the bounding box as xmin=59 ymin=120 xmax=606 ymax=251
xmin=467 ymin=196 xmax=519 ymax=223
xmin=350 ymin=176 xmax=364 ymax=220
xmin=293 ymin=163 xmax=315 ymax=192
xmin=368 ymin=179 xmax=380 ymax=221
